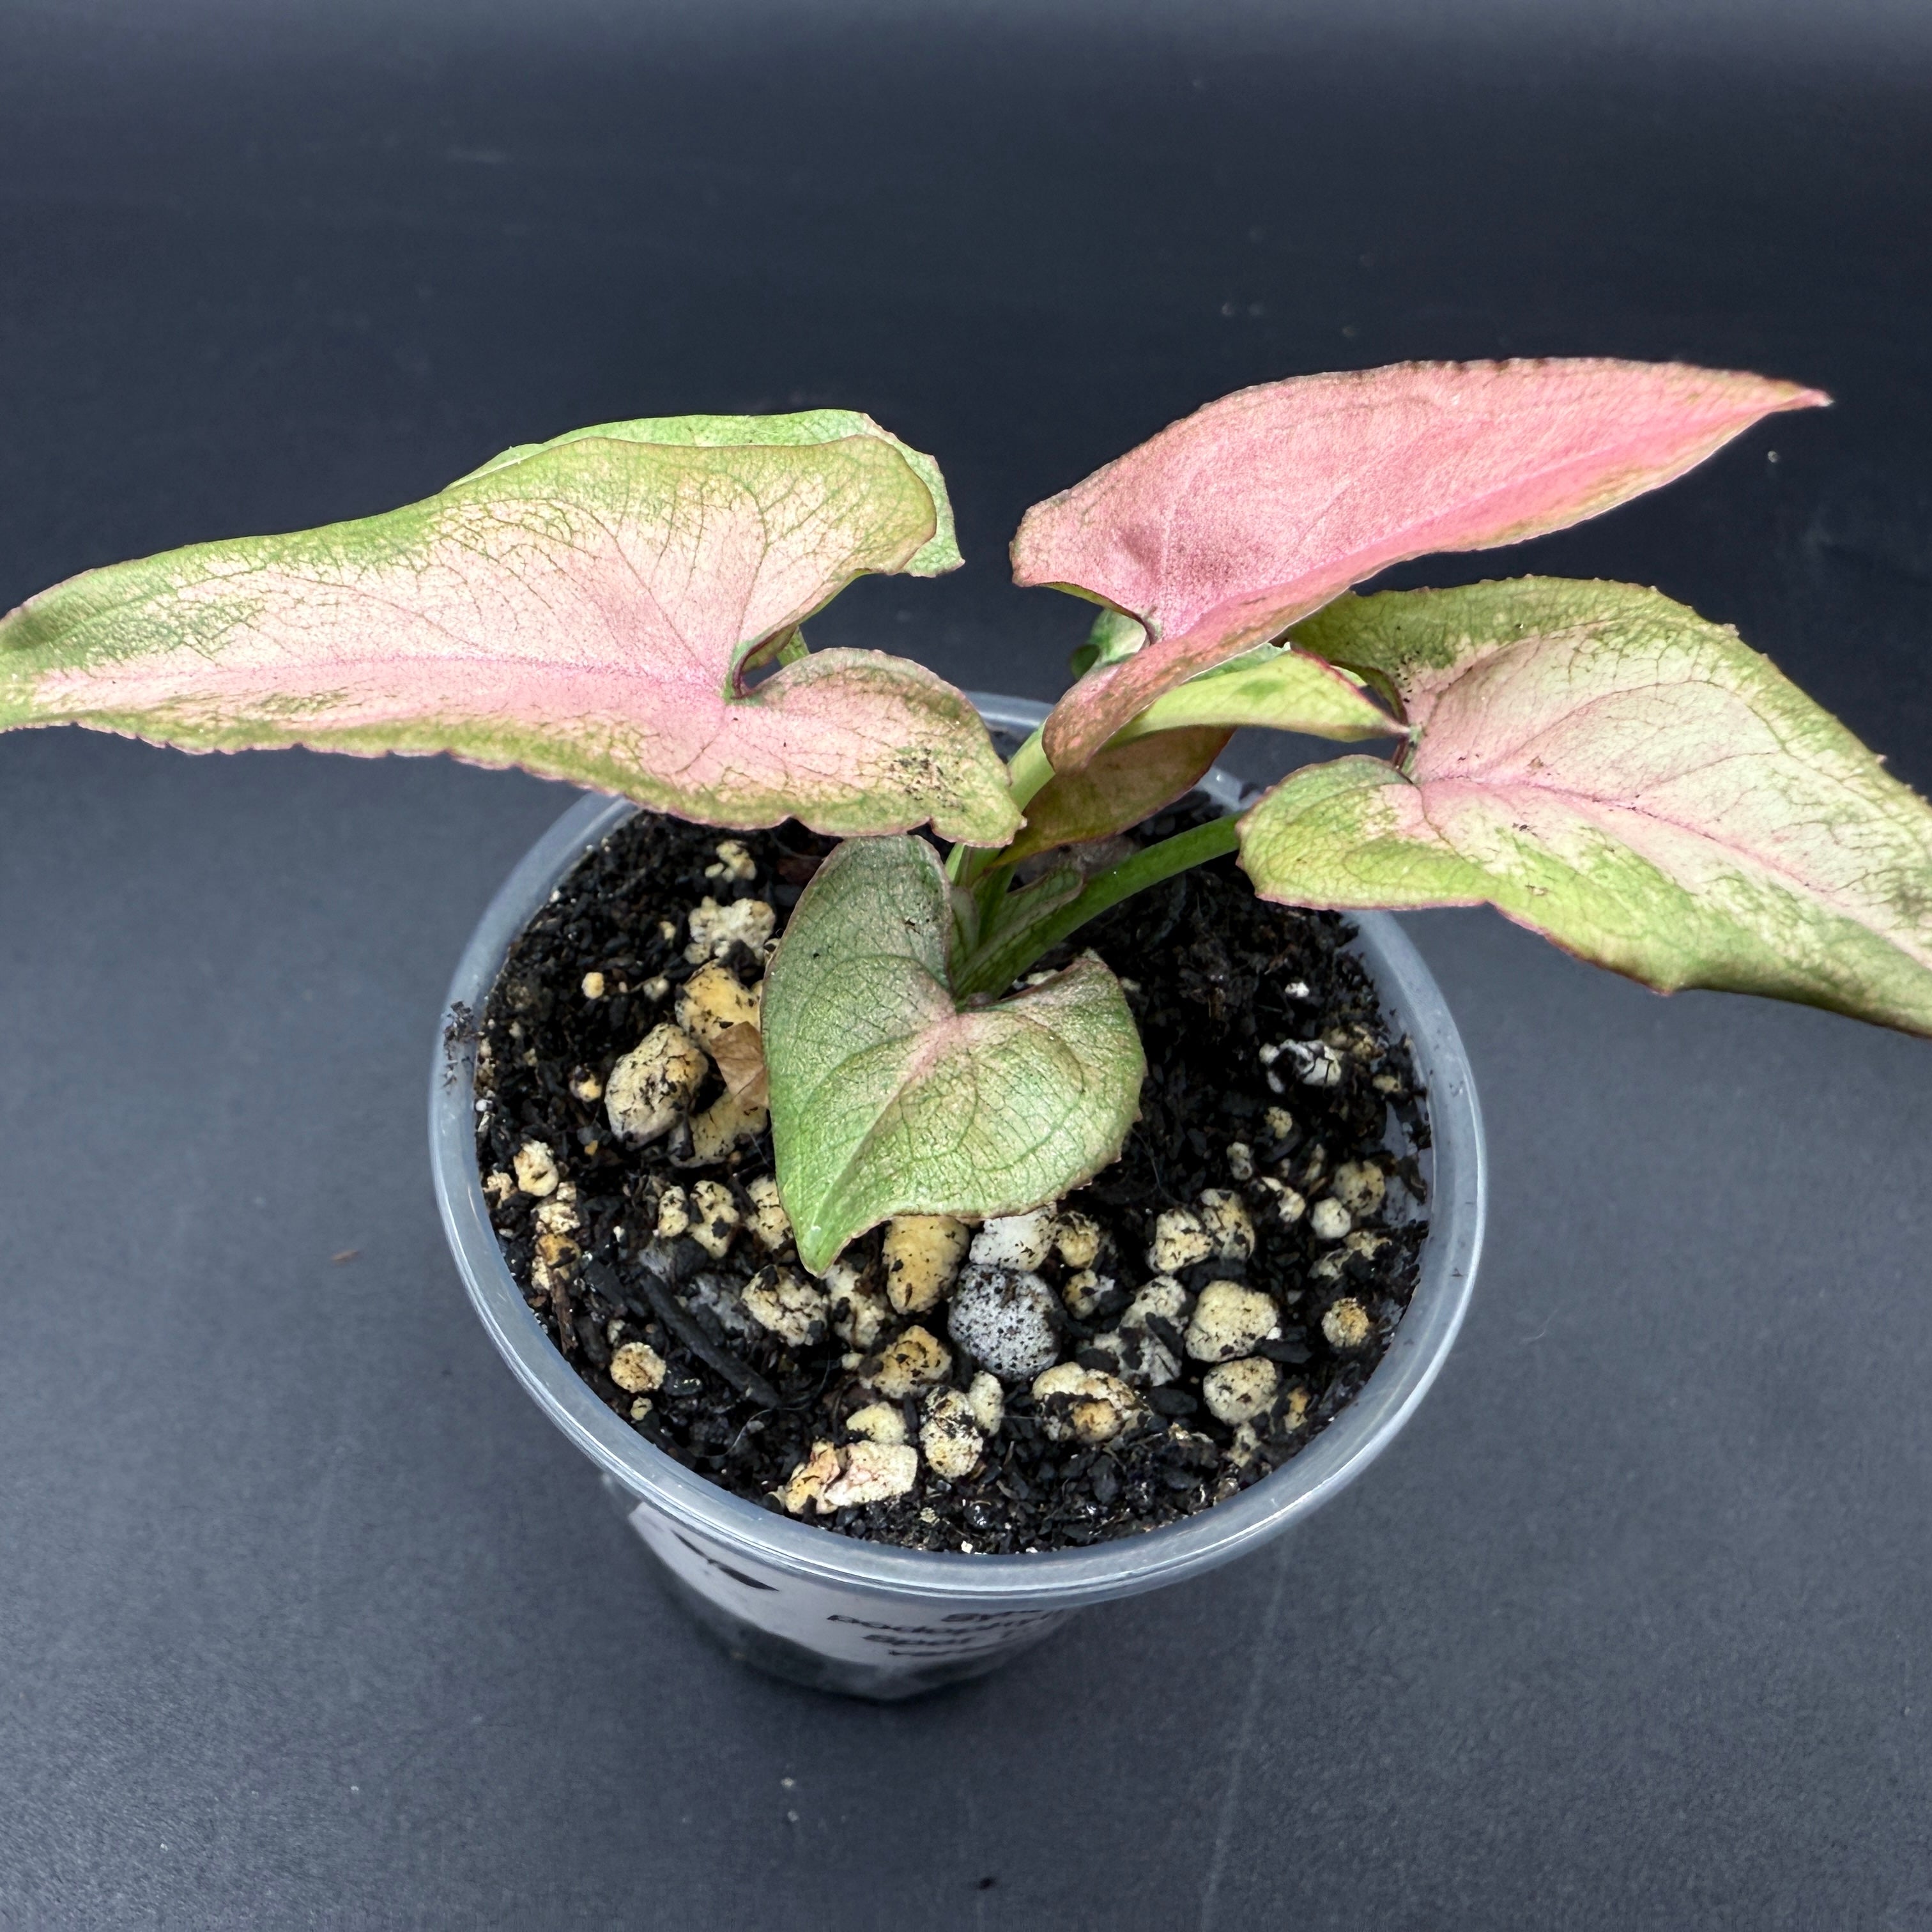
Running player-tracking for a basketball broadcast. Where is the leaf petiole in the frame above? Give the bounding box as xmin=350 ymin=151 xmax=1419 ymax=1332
xmin=950 ymin=811 xmax=1239 ymax=1000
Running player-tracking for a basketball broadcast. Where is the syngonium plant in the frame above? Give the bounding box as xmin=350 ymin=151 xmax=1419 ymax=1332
xmin=7 ymin=361 xmax=1932 ymax=1278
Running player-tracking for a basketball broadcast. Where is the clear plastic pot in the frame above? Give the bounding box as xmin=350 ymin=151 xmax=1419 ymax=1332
xmin=431 ymin=696 xmax=1486 ymax=1699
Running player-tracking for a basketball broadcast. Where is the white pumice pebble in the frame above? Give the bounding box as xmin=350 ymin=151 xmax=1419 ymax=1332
xmin=969 ymin=1208 xmax=1057 ymax=1271
xmin=686 ymin=1270 xmax=756 ymax=1339
xmin=1089 ymin=1326 xmax=1180 ymax=1388
xmin=604 ymin=1024 xmax=707 ymax=1146
xmin=1147 ymin=1207 xmax=1215 ymax=1273
xmin=641 ymin=976 xmax=671 ymax=1002
xmin=657 ymin=918 xmax=678 ymax=943
xmin=826 ymin=1259 xmax=890 ymax=1349
xmin=1031 ymin=1363 xmax=1138 ymax=1443
xmin=512 ymin=1139 xmax=561 ymax=1197
xmin=776 ymin=1441 xmax=841 ymax=1515
xmin=1322 ymin=1297 xmax=1373 ymax=1351
xmin=947 ymin=1266 xmax=1061 ymax=1381
xmin=687 ymin=1179 xmax=739 ymax=1259
xmin=654 ymin=1184 xmax=691 ymax=1239
xmin=744 ymin=1174 xmax=792 ymax=1251
xmin=1281 ymin=978 xmax=1313 ymax=1001
xmin=1052 ymin=1209 xmax=1103 ymax=1271
xmin=483 ymin=1169 xmax=516 ymax=1206
xmin=580 ymin=970 xmax=606 ymax=1000
xmin=629 ymin=1397 xmax=654 ymax=1422
xmin=1059 ymin=1268 xmax=1113 ymax=1320
xmin=845 ymin=1402 xmax=908 ymax=1446
xmin=1226 ymin=1142 xmax=1255 ymax=1183
xmin=568 ymin=1066 xmax=604 ymax=1104
xmin=531 ymin=1183 xmax=578 ymax=1238
xmin=530 ymin=1184 xmax=581 ymax=1290
xmin=708 ymin=839 xmax=757 ymax=883
xmin=687 ymin=1089 xmax=768 ymax=1163
xmin=1310 ymin=1250 xmax=1347 ymax=1284
xmin=742 ymin=1266 xmax=828 ymax=1347
xmin=675 ymin=960 xmax=762 ymax=1049
xmin=1264 ymin=1106 xmax=1296 ymax=1141
xmin=1372 ymin=1071 xmax=1404 ymax=1094
xmin=1122 ymin=1275 xmax=1190 ymax=1333
xmin=1331 ymin=1160 xmax=1386 ymax=1215
xmin=1309 ymin=1197 xmax=1353 ymax=1242
xmin=1197 ymin=1188 xmax=1255 ymax=1262
xmin=919 ymin=1387 xmax=985 ymax=1479
xmin=1184 ymin=1282 xmax=1282 ymax=1362
xmin=1202 ymin=1356 xmax=1280 ymax=1425
xmin=1282 ymin=1039 xmax=1344 ymax=1087
xmin=820 ymin=1441 xmax=920 ymax=1510
xmin=685 ymin=896 xmax=776 ymax=962
xmin=863 ymin=1324 xmax=953 ymax=1398
xmin=606 ymin=1319 xmax=626 ymax=1346
xmin=882 ymin=1215 xmax=972 ymax=1313
xmin=610 ymin=1341 xmax=667 ymax=1395
xmin=1259 ymin=1177 xmax=1307 ymax=1225
xmin=966 ymin=1370 xmax=1004 ymax=1434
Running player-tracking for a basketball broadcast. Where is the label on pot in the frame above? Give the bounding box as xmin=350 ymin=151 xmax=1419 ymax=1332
xmin=626 ymin=1498 xmax=1066 ymax=1670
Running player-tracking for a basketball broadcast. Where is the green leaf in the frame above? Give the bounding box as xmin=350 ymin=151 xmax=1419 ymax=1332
xmin=1240 ymin=579 xmax=1932 ymax=1036
xmin=1109 ymin=644 xmax=1400 ymax=744
xmin=0 ymin=417 xmax=1015 ymax=845
xmin=764 ymin=836 xmax=1146 ymax=1272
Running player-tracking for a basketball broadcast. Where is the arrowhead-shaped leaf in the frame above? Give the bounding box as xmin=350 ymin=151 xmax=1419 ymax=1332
xmin=1239 ymin=579 xmax=1932 ymax=1036
xmin=1020 ymin=358 xmax=1828 ymax=770
xmin=764 ymin=834 xmax=1145 ymax=1273
xmin=0 ymin=414 xmax=1019 ymax=844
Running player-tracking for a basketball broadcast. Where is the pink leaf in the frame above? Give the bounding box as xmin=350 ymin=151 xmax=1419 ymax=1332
xmin=1239 ymin=580 xmax=1932 ymax=1038
xmin=0 ymin=417 xmax=1019 ymax=845
xmin=1020 ymin=359 xmax=1827 ymax=770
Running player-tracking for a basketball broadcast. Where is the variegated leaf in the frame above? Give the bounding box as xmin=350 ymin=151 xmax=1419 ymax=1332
xmin=1239 ymin=579 xmax=1932 ymax=1036
xmin=0 ymin=415 xmax=1018 ymax=844
xmin=1019 ymin=358 xmax=1827 ymax=770
xmin=764 ymin=835 xmax=1144 ymax=1272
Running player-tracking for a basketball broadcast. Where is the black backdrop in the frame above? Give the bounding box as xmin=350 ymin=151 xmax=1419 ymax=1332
xmin=3 ymin=4 xmax=1930 ymax=1925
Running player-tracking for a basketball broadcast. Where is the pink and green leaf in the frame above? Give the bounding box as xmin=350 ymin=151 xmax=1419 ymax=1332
xmin=1238 ymin=579 xmax=1932 ymax=1037
xmin=0 ymin=416 xmax=1018 ymax=845
xmin=763 ymin=834 xmax=1144 ymax=1272
xmin=1019 ymin=358 xmax=1828 ymax=770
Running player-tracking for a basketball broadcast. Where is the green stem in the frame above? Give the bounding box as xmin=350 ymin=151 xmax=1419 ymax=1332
xmin=950 ymin=813 xmax=1239 ymax=1000
xmin=948 ymin=726 xmax=1055 ymax=889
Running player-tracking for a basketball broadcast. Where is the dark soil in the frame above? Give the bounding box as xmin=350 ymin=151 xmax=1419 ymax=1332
xmin=471 ymin=801 xmax=1430 ymax=1554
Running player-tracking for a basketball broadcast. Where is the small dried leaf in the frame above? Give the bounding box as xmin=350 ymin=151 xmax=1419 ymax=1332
xmin=710 ymin=1022 xmax=770 ymax=1107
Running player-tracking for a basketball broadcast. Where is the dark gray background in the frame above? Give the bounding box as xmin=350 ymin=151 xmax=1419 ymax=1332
xmin=3 ymin=2 xmax=1930 ymax=1924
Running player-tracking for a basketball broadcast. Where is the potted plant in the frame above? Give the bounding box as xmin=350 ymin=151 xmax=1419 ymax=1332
xmin=5 ymin=360 xmax=1926 ymax=1699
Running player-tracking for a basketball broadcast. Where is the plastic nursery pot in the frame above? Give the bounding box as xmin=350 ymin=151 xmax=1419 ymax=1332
xmin=432 ymin=695 xmax=1486 ymax=1701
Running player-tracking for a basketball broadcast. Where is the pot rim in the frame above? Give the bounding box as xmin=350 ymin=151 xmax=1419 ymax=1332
xmin=431 ymin=694 xmax=1486 ymax=1609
